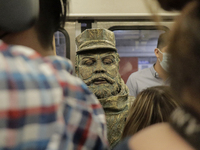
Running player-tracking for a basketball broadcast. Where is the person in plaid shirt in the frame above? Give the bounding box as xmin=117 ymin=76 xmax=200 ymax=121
xmin=0 ymin=0 xmax=108 ymax=150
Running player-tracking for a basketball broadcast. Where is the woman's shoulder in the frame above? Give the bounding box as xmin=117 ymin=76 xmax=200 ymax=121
xmin=128 ymin=123 xmax=194 ymax=150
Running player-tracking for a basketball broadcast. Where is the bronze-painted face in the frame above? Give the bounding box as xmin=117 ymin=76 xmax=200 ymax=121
xmin=76 ymin=50 xmax=121 ymax=99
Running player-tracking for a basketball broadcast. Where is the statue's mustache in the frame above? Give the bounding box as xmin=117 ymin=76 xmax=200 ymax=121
xmin=84 ymin=74 xmax=115 ymax=85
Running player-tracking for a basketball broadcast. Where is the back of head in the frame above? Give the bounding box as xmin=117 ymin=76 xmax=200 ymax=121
xmin=122 ymin=86 xmax=179 ymax=139
xmin=157 ymin=32 xmax=169 ymax=49
xmin=169 ymin=1 xmax=200 ymax=106
xmin=0 ymin=0 xmax=67 ymax=49
xmin=34 ymin=0 xmax=67 ymax=49
xmin=0 ymin=0 xmax=39 ymax=34
xmin=156 ymin=0 xmax=194 ymax=11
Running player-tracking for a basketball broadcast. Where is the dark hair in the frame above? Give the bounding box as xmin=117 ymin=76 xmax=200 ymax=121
xmin=169 ymin=1 xmax=200 ymax=103
xmin=157 ymin=0 xmax=194 ymax=11
xmin=122 ymin=86 xmax=179 ymax=139
xmin=34 ymin=0 xmax=67 ymax=49
xmin=157 ymin=32 xmax=169 ymax=49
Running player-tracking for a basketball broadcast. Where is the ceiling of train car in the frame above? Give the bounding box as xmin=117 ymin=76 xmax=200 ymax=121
xmin=67 ymin=0 xmax=179 ymax=21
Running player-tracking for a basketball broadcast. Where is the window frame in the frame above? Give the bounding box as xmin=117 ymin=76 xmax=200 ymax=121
xmin=55 ymin=27 xmax=70 ymax=59
xmin=109 ymin=25 xmax=169 ymax=32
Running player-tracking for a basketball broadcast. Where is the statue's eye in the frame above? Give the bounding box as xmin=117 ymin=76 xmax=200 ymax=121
xmin=103 ymin=58 xmax=113 ymax=65
xmin=82 ymin=59 xmax=95 ymax=66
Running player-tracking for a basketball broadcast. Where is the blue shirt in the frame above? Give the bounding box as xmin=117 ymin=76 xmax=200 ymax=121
xmin=126 ymin=65 xmax=169 ymax=97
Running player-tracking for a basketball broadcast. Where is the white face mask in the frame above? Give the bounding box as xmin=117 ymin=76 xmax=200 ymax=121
xmin=158 ymin=49 xmax=171 ymax=72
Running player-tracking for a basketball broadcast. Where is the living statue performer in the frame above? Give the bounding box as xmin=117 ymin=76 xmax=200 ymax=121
xmin=75 ymin=28 xmax=135 ymax=149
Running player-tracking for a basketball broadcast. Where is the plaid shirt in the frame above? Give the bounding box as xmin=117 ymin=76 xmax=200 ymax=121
xmin=0 ymin=40 xmax=108 ymax=150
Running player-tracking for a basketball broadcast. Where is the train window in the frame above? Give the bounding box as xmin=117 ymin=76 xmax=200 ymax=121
xmin=54 ymin=28 xmax=70 ymax=59
xmin=112 ymin=29 xmax=166 ymax=83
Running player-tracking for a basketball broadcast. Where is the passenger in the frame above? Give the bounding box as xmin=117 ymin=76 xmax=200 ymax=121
xmin=114 ymin=1 xmax=200 ymax=150
xmin=122 ymin=86 xmax=179 ymax=139
xmin=126 ymin=32 xmax=170 ymax=97
xmin=0 ymin=1 xmax=108 ymax=150
xmin=75 ymin=28 xmax=135 ymax=149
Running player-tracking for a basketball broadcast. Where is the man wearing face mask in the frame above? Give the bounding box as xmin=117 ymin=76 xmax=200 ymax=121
xmin=126 ymin=32 xmax=170 ymax=97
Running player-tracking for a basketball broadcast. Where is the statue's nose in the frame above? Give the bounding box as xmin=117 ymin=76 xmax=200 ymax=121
xmin=94 ymin=61 xmax=106 ymax=73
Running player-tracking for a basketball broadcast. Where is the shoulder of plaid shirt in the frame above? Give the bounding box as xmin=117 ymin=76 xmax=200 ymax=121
xmin=0 ymin=40 xmax=109 ymax=150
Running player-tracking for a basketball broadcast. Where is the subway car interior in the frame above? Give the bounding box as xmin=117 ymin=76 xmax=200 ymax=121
xmin=2 ymin=0 xmax=200 ymax=150
xmin=55 ymin=0 xmax=178 ymax=82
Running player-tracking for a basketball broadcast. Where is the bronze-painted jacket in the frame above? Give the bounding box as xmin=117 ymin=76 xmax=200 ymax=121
xmin=99 ymin=79 xmax=135 ymax=149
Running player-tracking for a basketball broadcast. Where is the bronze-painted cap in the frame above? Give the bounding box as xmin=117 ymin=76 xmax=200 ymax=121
xmin=75 ymin=28 xmax=117 ymax=53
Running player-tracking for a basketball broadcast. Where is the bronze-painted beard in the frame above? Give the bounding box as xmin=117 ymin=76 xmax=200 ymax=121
xmin=84 ymin=74 xmax=121 ymax=99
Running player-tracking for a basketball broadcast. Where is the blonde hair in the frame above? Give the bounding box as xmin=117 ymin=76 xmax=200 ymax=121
xmin=122 ymin=86 xmax=180 ymax=139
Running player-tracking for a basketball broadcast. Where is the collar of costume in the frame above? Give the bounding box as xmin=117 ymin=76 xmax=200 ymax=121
xmin=170 ymin=106 xmax=200 ymax=149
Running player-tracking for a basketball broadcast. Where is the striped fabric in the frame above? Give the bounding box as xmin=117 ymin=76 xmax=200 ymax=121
xmin=0 ymin=40 xmax=108 ymax=150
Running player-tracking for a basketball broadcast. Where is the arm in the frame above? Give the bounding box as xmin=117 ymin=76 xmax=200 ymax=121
xmin=61 ymin=78 xmax=108 ymax=150
xmin=46 ymin=57 xmax=108 ymax=150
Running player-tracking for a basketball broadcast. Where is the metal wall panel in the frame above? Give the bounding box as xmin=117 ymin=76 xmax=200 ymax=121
xmin=68 ymin=0 xmax=178 ymax=20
